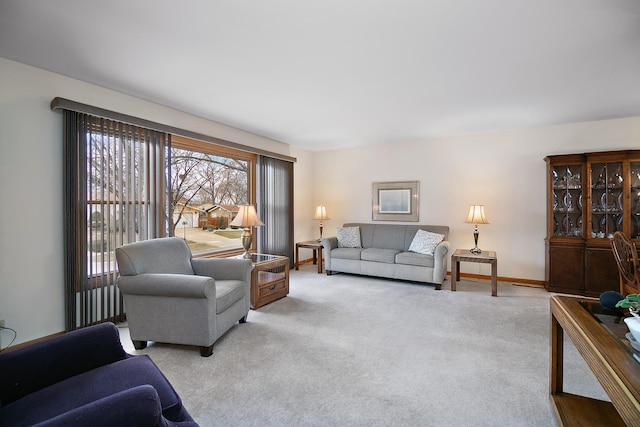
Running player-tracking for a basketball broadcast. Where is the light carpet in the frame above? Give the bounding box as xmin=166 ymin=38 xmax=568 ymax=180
xmin=117 ymin=265 xmax=608 ymax=427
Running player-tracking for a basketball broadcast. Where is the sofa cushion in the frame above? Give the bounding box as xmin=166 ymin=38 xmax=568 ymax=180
xmin=408 ymin=229 xmax=444 ymax=255
xmin=361 ymin=248 xmax=400 ymax=264
xmin=331 ymin=247 xmax=364 ymax=260
xmin=215 ymin=279 xmax=246 ymax=314
xmin=337 ymin=226 xmax=362 ymax=248
xmin=2 ymin=356 xmax=185 ymax=426
xmin=396 ymin=251 xmax=435 ymax=267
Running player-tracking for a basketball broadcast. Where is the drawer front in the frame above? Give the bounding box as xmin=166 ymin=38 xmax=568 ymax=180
xmin=258 ymin=279 xmax=286 ymax=299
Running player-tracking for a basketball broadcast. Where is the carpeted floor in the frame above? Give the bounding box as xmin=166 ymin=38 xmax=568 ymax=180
xmin=117 ymin=265 xmax=608 ymax=426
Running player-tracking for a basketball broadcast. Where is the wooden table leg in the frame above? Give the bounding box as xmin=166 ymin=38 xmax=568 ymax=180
xmin=491 ymin=259 xmax=498 ymax=297
xmin=550 ymin=313 xmax=564 ymax=394
xmin=451 ymin=257 xmax=458 ymax=291
xmin=317 ymin=247 xmax=323 ymax=274
xmin=295 ymin=244 xmax=300 ymax=270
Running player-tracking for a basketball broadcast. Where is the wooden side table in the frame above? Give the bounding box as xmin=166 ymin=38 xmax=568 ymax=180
xmin=249 ymin=254 xmax=289 ymax=309
xmin=295 ymin=240 xmax=324 ymax=273
xmin=450 ymin=249 xmax=498 ymax=296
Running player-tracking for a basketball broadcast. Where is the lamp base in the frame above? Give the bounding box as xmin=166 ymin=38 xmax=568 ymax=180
xmin=241 ymin=229 xmax=252 ymax=259
xmin=470 ymin=226 xmax=482 ymax=254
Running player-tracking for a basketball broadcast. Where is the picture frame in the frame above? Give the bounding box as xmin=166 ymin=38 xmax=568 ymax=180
xmin=372 ymin=181 xmax=419 ymax=221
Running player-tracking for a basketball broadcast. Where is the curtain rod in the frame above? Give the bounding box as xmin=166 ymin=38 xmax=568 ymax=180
xmin=51 ymin=97 xmax=296 ymax=163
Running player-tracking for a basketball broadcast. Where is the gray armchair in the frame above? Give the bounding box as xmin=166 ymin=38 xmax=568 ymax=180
xmin=116 ymin=237 xmax=252 ymax=357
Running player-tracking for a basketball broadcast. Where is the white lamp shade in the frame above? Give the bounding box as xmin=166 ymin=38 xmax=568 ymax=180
xmin=230 ymin=204 xmax=264 ymax=227
xmin=465 ymin=205 xmax=489 ymax=224
xmin=313 ymin=205 xmax=330 ymax=220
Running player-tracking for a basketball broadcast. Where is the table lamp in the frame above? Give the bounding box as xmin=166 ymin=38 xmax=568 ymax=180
xmin=313 ymin=205 xmax=330 ymax=241
xmin=465 ymin=205 xmax=489 ymax=254
xmin=230 ymin=204 xmax=264 ymax=258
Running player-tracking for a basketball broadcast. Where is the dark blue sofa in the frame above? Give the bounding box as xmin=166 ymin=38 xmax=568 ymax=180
xmin=0 ymin=322 xmax=198 ymax=427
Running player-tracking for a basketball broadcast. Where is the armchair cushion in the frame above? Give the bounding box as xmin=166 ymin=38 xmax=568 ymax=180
xmin=215 ymin=280 xmax=247 ymax=314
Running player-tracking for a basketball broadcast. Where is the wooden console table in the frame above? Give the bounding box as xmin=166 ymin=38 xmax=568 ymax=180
xmin=550 ymin=295 xmax=640 ymax=426
xmin=450 ymin=249 xmax=498 ymax=296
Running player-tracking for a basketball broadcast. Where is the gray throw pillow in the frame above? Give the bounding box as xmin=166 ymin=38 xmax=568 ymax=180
xmin=337 ymin=226 xmax=362 ymax=248
xmin=408 ymin=229 xmax=444 ymax=255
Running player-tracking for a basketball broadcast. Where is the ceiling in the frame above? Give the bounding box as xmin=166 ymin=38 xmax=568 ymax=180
xmin=1 ymin=1 xmax=640 ymax=151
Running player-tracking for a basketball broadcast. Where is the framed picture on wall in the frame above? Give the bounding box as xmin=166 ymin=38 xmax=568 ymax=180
xmin=372 ymin=181 xmax=419 ymax=221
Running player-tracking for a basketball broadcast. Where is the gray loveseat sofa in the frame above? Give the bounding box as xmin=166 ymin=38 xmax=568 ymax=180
xmin=322 ymin=223 xmax=450 ymax=289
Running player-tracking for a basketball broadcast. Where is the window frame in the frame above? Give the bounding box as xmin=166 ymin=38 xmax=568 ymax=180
xmin=170 ymin=135 xmax=257 ymax=258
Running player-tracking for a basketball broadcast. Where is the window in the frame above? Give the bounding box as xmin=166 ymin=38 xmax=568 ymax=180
xmin=170 ymin=136 xmax=256 ymax=256
xmin=57 ymin=98 xmax=292 ymax=331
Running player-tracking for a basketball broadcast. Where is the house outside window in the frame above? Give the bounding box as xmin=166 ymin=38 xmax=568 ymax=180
xmin=169 ymin=135 xmax=256 ymax=256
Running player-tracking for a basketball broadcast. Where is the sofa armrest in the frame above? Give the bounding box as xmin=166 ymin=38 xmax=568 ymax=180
xmin=191 ymin=258 xmax=251 ymax=284
xmin=321 ymin=237 xmax=338 ymax=271
xmin=35 ymin=385 xmax=195 ymax=427
xmin=117 ymin=274 xmax=215 ymax=298
xmin=432 ymin=240 xmax=450 ymax=283
xmin=322 ymin=237 xmax=337 ymax=251
xmin=0 ymin=323 xmax=127 ymax=406
xmin=434 ymin=240 xmax=450 ymax=259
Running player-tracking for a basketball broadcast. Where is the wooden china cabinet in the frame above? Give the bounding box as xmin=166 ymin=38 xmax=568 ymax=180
xmin=545 ymin=150 xmax=640 ymax=296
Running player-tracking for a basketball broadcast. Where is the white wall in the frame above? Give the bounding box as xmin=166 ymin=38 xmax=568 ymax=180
xmin=313 ymin=117 xmax=640 ymax=281
xmin=0 ymin=58 xmax=307 ymax=345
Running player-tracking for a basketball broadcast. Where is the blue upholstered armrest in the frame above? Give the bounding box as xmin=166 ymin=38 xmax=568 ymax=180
xmin=26 ymin=385 xmax=170 ymax=427
xmin=10 ymin=384 xmax=198 ymax=427
xmin=0 ymin=323 xmax=128 ymax=406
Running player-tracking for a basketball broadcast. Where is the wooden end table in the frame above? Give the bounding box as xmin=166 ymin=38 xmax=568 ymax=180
xmin=450 ymin=249 xmax=498 ymax=296
xmin=295 ymin=240 xmax=324 ymax=273
xmin=248 ymin=253 xmax=289 ymax=309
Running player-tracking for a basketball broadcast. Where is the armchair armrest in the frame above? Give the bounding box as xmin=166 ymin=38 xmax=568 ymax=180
xmin=117 ymin=274 xmax=215 ymax=298
xmin=191 ymin=258 xmax=251 ymax=283
xmin=0 ymin=323 xmax=127 ymax=406
xmin=36 ymin=385 xmax=197 ymax=427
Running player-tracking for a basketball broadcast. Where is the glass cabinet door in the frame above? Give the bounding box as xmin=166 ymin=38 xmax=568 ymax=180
xmin=590 ymin=162 xmax=623 ymax=239
xmin=552 ymin=165 xmax=583 ymax=237
xmin=631 ymin=162 xmax=640 ymax=239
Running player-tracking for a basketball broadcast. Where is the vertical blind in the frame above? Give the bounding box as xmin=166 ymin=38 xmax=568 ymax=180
xmin=63 ymin=111 xmax=170 ymax=330
xmin=257 ymin=155 xmax=294 ymax=265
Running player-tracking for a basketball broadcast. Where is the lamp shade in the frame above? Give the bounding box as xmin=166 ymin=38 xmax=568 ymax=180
xmin=230 ymin=204 xmax=264 ymax=228
xmin=465 ymin=205 xmax=489 ymax=224
xmin=313 ymin=205 xmax=330 ymax=220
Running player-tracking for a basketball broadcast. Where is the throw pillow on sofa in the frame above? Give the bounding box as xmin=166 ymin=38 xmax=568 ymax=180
xmin=337 ymin=226 xmax=362 ymax=248
xmin=408 ymin=229 xmax=444 ymax=255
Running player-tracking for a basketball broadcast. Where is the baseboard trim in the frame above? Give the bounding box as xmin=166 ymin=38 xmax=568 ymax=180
xmin=448 ymin=271 xmax=545 ymax=288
